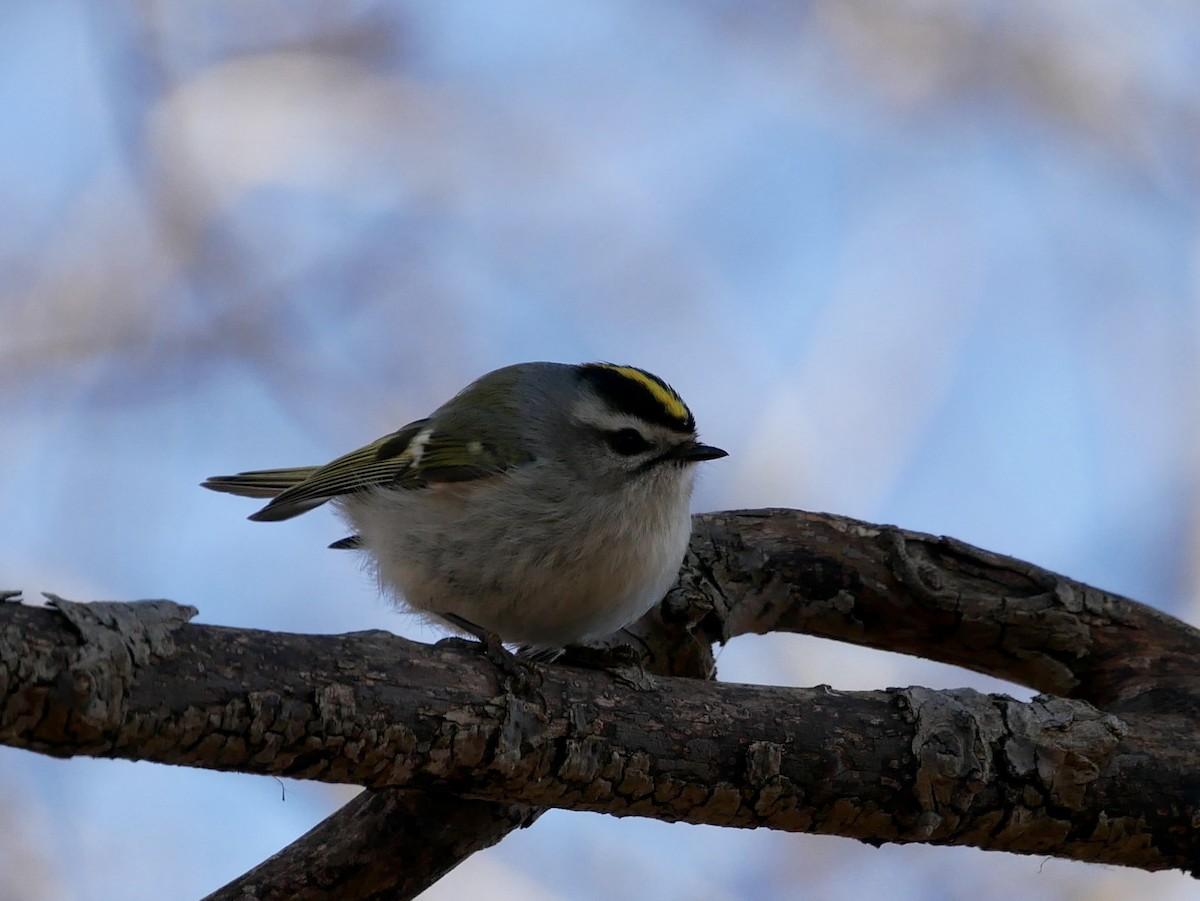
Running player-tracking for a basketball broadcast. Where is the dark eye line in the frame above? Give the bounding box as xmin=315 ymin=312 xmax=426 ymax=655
xmin=605 ymin=427 xmax=653 ymax=456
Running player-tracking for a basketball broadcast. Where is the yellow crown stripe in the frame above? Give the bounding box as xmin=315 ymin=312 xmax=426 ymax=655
xmin=603 ymin=365 xmax=690 ymax=422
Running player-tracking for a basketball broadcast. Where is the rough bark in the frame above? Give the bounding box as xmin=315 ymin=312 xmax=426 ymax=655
xmin=203 ymin=788 xmax=538 ymax=901
xmin=682 ymin=510 xmax=1200 ymax=713
xmin=1 ymin=509 xmax=1197 ymax=899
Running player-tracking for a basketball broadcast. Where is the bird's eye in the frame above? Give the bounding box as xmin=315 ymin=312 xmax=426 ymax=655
xmin=606 ymin=428 xmax=652 ymax=456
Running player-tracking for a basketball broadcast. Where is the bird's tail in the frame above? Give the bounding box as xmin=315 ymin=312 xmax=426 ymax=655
xmin=202 ymin=466 xmax=333 ymax=521
xmin=201 ymin=467 xmax=319 ymax=500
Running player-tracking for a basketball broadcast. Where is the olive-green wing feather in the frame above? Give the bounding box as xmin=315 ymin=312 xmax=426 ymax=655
xmin=395 ymin=433 xmax=529 ymax=485
xmin=203 ymin=414 xmax=531 ymax=523
xmin=202 ymin=420 xmax=428 ymax=522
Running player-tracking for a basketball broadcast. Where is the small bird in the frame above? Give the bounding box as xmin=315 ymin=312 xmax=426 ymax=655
xmin=203 ymin=362 xmax=726 ymax=651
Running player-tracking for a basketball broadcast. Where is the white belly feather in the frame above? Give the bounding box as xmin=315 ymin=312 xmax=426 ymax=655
xmin=336 ymin=463 xmax=696 ymax=648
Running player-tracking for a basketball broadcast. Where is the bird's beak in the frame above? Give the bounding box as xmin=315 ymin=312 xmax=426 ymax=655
xmin=670 ymin=441 xmax=728 ymax=463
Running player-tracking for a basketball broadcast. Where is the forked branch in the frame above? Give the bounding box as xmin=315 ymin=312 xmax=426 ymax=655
xmin=1 ymin=509 xmax=1196 ymax=900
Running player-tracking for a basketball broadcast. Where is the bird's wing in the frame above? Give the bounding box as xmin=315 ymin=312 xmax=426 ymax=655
xmin=203 ymin=415 xmax=531 ymax=522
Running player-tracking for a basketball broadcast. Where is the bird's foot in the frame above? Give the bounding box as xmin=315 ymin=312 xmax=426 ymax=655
xmin=441 ymin=613 xmax=540 ymax=690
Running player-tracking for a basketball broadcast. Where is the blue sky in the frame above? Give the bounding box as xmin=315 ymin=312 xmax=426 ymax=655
xmin=2 ymin=2 xmax=1198 ymax=899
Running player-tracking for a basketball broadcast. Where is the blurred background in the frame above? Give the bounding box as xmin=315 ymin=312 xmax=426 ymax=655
xmin=2 ymin=1 xmax=1198 ymax=898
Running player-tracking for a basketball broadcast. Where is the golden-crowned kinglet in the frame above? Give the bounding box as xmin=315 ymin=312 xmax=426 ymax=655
xmin=203 ymin=362 xmax=726 ymax=650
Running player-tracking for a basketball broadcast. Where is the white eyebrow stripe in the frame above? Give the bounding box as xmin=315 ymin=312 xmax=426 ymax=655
xmin=573 ymin=402 xmax=689 ymax=447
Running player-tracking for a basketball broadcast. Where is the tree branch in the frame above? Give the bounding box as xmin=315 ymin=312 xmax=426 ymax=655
xmin=2 ymin=508 xmax=1197 ymax=898
xmin=682 ymin=510 xmax=1200 ymax=712
xmin=203 ymin=788 xmax=538 ymax=901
